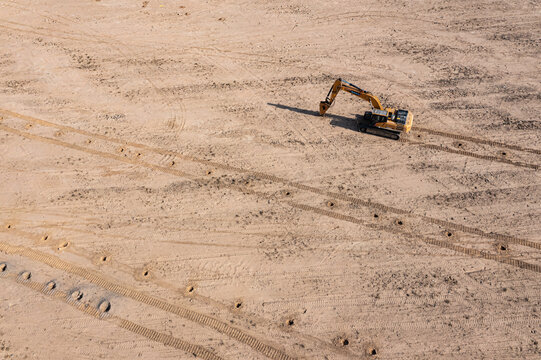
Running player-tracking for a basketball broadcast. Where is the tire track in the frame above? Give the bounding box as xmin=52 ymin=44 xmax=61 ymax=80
xmin=0 ymin=271 xmax=223 ymax=360
xmin=1 ymin=223 xmax=466 ymax=286
xmin=197 ymin=47 xmax=343 ymax=164
xmin=0 ymin=10 xmax=188 ymax=150
xmin=4 ymin=197 xmax=537 ymax=352
xmin=1 ymin=111 xmax=539 ymax=252
xmin=0 ymin=23 xmax=111 ymax=45
xmin=197 ymin=51 xmax=317 ymax=153
xmin=1 ymin=225 xmax=362 ymax=359
xmin=414 ymin=126 xmax=541 ymax=155
xmin=6 ymin=0 xmax=540 ymax=159
xmin=0 ymin=6 xmax=289 ymax=66
xmin=0 ymin=122 xmax=196 ymax=179
xmin=262 ymin=291 xmax=527 ymax=309
xmin=356 ymin=314 xmax=541 ymax=332
xmin=256 ymin=104 xmax=538 ymax=169
xmin=7 ymin=258 xmax=538 ymax=349
xmin=262 ymin=268 xmax=541 ymax=311
xmin=2 ymin=119 xmax=539 ymax=266
xmin=3 ymin=2 xmax=536 ymax=356
xmin=288 ymin=203 xmax=541 ymax=274
xmin=402 ymin=138 xmax=539 ymax=170
xmin=0 ymin=242 xmax=295 ymax=360
xmin=312 ymin=9 xmax=536 ymax=26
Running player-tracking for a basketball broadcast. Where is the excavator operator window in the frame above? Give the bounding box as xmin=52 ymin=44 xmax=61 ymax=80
xmin=395 ymin=110 xmax=409 ymax=125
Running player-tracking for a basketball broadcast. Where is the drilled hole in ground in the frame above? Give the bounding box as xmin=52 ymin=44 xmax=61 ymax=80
xmin=326 ymin=201 xmax=335 ymax=208
xmin=71 ymin=290 xmax=83 ymax=301
xmin=396 ymin=220 xmax=403 ymax=226
xmin=369 ymin=348 xmax=377 ymax=356
xmin=143 ymin=270 xmax=149 ymax=277
xmin=285 ymin=191 xmax=291 ymax=196
xmin=187 ymin=286 xmax=195 ymax=293
xmin=119 ymin=147 xmax=125 ymax=153
xmin=41 ymin=234 xmax=49 ymax=241
xmin=287 ymin=319 xmax=295 ymax=326
xmin=446 ymin=231 xmax=452 ymax=237
xmin=340 ymin=338 xmax=349 ymax=346
xmin=235 ymin=302 xmax=242 ymax=309
xmin=457 ymin=143 xmax=463 ymax=147
xmin=136 ymin=153 xmax=142 ymax=158
xmin=206 ymin=170 xmax=213 ymax=175
xmin=86 ymin=139 xmax=92 ymax=144
xmin=501 ymin=151 xmax=507 ymax=156
xmin=98 ymin=300 xmax=111 ymax=313
xmin=100 ymin=256 xmax=108 ymax=262
xmin=500 ymin=245 xmax=508 ymax=251
xmin=5 ymin=224 xmax=12 ymax=229
xmin=373 ymin=214 xmax=379 ymax=218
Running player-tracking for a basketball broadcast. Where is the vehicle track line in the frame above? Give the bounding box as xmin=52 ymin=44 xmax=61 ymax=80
xmin=5 ymin=4 xmax=540 ymax=161
xmin=0 ymin=3 xmax=283 ymax=63
xmin=414 ymin=126 xmax=541 ymax=155
xmin=0 ymin=123 xmax=195 ymax=179
xmin=0 ymin=13 xmax=189 ymax=146
xmin=0 ymin=23 xmax=110 ymax=45
xmin=1 ymin=273 xmax=223 ymax=360
xmin=401 ymin=138 xmax=539 ymax=170
xmin=1 ymin=225 xmax=361 ymax=359
xmin=288 ymin=203 xmax=541 ymax=274
xmin=3 ymin=102 xmax=538 ymax=172
xmin=1 ymin=112 xmax=538 ymax=252
xmin=0 ymin=242 xmax=294 ymax=360
xmin=2 ymin=123 xmax=540 ymax=285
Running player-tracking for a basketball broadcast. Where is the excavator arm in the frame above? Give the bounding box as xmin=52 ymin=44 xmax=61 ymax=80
xmin=319 ymin=78 xmax=383 ymax=116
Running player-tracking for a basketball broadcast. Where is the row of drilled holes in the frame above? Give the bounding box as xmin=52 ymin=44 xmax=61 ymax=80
xmin=0 ymin=262 xmax=111 ymax=312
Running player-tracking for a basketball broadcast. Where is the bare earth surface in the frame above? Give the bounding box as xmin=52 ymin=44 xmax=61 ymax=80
xmin=1 ymin=0 xmax=540 ymax=359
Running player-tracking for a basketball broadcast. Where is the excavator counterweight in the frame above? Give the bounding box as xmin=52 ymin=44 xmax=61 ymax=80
xmin=319 ymin=78 xmax=413 ymax=140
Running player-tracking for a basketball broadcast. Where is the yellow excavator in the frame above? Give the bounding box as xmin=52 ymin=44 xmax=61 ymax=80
xmin=319 ymin=79 xmax=413 ymax=140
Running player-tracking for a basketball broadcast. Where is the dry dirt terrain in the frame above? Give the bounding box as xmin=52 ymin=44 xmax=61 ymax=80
xmin=1 ymin=0 xmax=540 ymax=359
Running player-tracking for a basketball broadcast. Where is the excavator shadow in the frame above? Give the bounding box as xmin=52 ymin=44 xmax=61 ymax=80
xmin=267 ymin=103 xmax=358 ymax=131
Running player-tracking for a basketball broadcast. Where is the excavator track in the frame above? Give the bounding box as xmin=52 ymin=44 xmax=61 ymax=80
xmin=359 ymin=126 xmax=401 ymax=140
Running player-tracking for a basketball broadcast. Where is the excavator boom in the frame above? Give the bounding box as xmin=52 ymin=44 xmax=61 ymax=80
xmin=319 ymin=79 xmax=383 ymax=115
xmin=319 ymin=78 xmax=413 ymax=140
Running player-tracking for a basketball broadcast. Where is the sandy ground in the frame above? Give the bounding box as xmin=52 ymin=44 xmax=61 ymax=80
xmin=0 ymin=0 xmax=540 ymax=359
